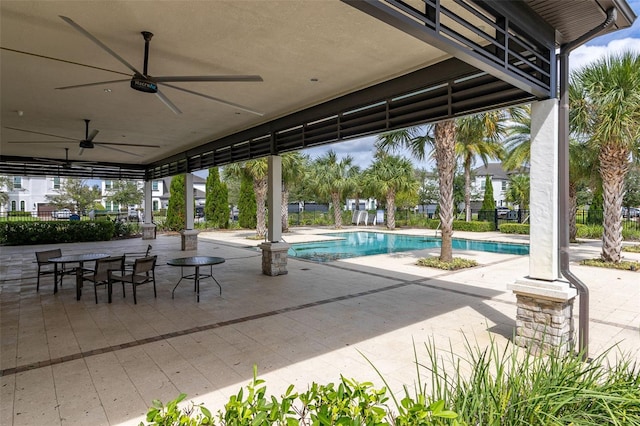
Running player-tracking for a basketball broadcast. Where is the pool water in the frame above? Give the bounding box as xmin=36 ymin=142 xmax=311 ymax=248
xmin=288 ymin=231 xmax=529 ymax=262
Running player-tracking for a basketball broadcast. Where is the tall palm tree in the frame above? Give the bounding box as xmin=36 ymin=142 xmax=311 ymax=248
xmin=224 ymin=159 xmax=269 ymax=238
xmin=503 ymin=105 xmax=532 ymax=171
xmin=570 ymin=52 xmax=640 ymax=262
xmin=281 ymin=152 xmax=308 ymax=232
xmin=309 ymin=150 xmax=356 ymax=229
xmin=434 ymin=120 xmax=457 ymax=262
xmin=377 ymin=121 xmax=457 ymax=262
xmin=455 ymin=111 xmax=506 ymax=221
xmin=365 ymin=150 xmax=418 ymax=230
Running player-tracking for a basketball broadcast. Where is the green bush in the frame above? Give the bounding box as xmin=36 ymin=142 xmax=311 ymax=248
xmin=7 ymin=211 xmax=33 ymax=218
xmin=499 ymin=223 xmax=530 ymax=234
xmin=416 ymin=257 xmax=478 ymax=270
xmin=575 ymin=223 xmax=640 ymax=241
xmin=141 ymin=366 xmax=457 ymax=426
xmin=0 ymin=220 xmax=115 ymax=245
xmin=453 ymin=221 xmax=494 ymax=232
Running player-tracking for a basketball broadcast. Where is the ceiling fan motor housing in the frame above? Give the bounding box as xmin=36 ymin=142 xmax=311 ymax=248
xmin=130 ymin=75 xmax=158 ymax=93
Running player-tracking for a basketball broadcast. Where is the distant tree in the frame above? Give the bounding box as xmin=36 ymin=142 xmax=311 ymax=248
xmin=309 ymin=150 xmax=357 ymax=229
xmin=365 ymin=150 xmax=418 ymax=229
xmin=587 ymin=189 xmax=604 ymax=225
xmin=165 ymin=175 xmax=186 ymax=231
xmin=478 ymin=176 xmax=495 ymax=221
xmin=0 ymin=176 xmax=14 ymax=208
xmin=415 ymin=168 xmax=439 ymax=208
xmin=105 ymin=180 xmax=143 ymax=210
xmin=46 ymin=178 xmax=101 ymax=213
xmin=506 ymin=174 xmax=530 ymax=210
xmin=205 ymin=168 xmax=230 ymax=228
xmin=281 ymin=152 xmax=308 ymax=232
xmin=238 ymin=174 xmax=257 ymax=229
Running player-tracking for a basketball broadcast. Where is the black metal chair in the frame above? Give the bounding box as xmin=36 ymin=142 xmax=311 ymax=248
xmin=77 ymin=256 xmax=125 ymax=303
xmin=110 ymin=255 xmax=157 ymax=304
xmin=35 ymin=248 xmax=67 ymax=291
xmin=124 ymin=244 xmax=152 ymax=270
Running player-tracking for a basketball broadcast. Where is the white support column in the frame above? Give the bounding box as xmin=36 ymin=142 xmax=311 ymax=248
xmin=267 ymin=155 xmax=282 ymax=243
xmin=508 ymin=99 xmax=576 ymax=354
xmin=142 ymin=180 xmax=156 ymax=240
xmin=260 ymin=155 xmax=289 ymax=276
xmin=181 ymin=173 xmax=198 ymax=250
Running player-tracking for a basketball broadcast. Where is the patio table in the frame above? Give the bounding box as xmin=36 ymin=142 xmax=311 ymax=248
xmin=167 ymin=256 xmax=224 ymax=302
xmin=48 ymin=253 xmax=109 ymax=300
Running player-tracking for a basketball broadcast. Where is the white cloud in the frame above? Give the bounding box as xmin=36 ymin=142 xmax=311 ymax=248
xmin=570 ymin=37 xmax=640 ymax=72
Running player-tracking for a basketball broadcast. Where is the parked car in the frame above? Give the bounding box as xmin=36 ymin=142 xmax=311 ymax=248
xmin=195 ymin=206 xmax=205 ymax=218
xmin=52 ymin=208 xmax=72 ymax=219
xmin=622 ymin=207 xmax=640 ymax=218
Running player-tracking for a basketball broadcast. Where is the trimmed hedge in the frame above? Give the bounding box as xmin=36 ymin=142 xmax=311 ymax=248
xmin=423 ymin=219 xmax=495 ymax=232
xmin=499 ymin=223 xmax=530 ymax=234
xmin=0 ymin=220 xmax=115 ymax=245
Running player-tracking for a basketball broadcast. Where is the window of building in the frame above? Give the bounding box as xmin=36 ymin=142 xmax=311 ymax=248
xmin=105 ymin=180 xmax=113 ymax=190
xmin=152 ymin=180 xmax=159 ymax=191
xmin=105 ymin=201 xmax=112 ymax=211
xmin=13 ymin=177 xmax=22 ymax=189
xmin=20 ymin=201 xmax=25 ymax=211
xmin=11 ymin=201 xmax=16 ymax=211
xmin=152 ymin=200 xmax=159 ymax=211
xmin=480 ymin=179 xmax=486 ymax=190
xmin=502 ymin=181 xmax=507 ymax=191
xmin=53 ymin=177 xmax=61 ymax=189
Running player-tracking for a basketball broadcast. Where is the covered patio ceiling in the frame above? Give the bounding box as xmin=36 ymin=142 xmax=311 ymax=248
xmin=0 ymin=0 xmax=635 ymax=180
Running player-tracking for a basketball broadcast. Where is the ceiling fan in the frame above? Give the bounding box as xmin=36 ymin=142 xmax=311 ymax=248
xmin=6 ymin=119 xmax=159 ymax=157
xmin=56 ymin=16 xmax=264 ymax=116
xmin=35 ymin=147 xmax=95 ymax=169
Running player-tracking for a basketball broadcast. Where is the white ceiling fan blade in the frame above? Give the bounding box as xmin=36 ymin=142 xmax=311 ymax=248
xmin=79 ymin=147 xmax=85 ymax=156
xmin=56 ymin=79 xmax=128 ymax=90
xmin=155 ymin=89 xmax=182 ymax=114
xmin=59 ymin=16 xmax=142 ymax=76
xmin=95 ymin=144 xmax=142 ymax=157
xmin=154 ymin=75 xmax=263 ymax=82
xmin=159 ymin=82 xmax=264 ymax=116
xmin=4 ymin=126 xmax=77 ymax=140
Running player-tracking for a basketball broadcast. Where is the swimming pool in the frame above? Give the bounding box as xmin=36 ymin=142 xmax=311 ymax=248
xmin=288 ymin=231 xmax=529 ymax=262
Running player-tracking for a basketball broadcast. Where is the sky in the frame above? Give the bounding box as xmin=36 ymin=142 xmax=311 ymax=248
xmin=300 ymin=1 xmax=640 ymax=172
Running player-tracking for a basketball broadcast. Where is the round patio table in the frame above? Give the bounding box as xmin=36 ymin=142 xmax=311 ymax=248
xmin=48 ymin=253 xmax=110 ymax=300
xmin=167 ymin=256 xmax=225 ymax=302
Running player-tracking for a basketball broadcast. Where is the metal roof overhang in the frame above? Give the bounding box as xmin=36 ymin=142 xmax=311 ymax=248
xmin=1 ymin=0 xmax=634 ymax=181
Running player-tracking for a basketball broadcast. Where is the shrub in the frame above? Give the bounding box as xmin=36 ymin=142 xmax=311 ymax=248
xmin=580 ymin=258 xmax=640 ymax=271
xmin=7 ymin=211 xmax=32 ymax=218
xmin=416 ymin=257 xmax=478 ymax=270
xmin=452 ymin=220 xmax=494 ymax=232
xmin=623 ymin=244 xmax=640 ymax=253
xmin=499 ymin=223 xmax=530 ymax=234
xmin=0 ymin=220 xmax=115 ymax=245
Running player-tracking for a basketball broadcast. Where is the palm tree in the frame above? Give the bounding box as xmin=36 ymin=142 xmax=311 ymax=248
xmin=224 ymin=159 xmax=269 ymax=238
xmin=505 ymin=174 xmax=530 ymax=212
xmin=376 ymin=121 xmax=457 ymax=262
xmin=281 ymin=152 xmax=308 ymax=232
xmin=309 ymin=150 xmax=357 ymax=228
xmin=434 ymin=120 xmax=457 ymax=262
xmin=455 ymin=111 xmax=505 ymax=221
xmin=503 ymin=105 xmax=532 ymax=171
xmin=570 ymin=52 xmax=640 ymax=262
xmin=365 ymin=149 xmax=418 ymax=229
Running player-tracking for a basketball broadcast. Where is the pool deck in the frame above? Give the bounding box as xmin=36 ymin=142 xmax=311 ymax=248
xmin=0 ymin=226 xmax=638 ymax=425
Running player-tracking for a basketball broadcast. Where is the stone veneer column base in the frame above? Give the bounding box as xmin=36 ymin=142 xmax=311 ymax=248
xmin=180 ymin=229 xmax=199 ymax=251
xmin=141 ymin=224 xmax=156 ymax=240
xmin=259 ymin=242 xmax=290 ymax=276
xmin=508 ymin=278 xmax=577 ymax=354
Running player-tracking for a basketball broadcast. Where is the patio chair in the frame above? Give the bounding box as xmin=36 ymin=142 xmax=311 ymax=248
xmin=35 ymin=248 xmax=68 ymax=291
xmin=77 ymin=256 xmax=125 ymax=304
xmin=124 ymin=244 xmax=152 ymax=270
xmin=110 ymin=255 xmax=157 ymax=305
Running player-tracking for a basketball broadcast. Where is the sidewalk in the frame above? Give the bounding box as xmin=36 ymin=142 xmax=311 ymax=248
xmin=0 ymin=227 xmax=638 ymax=425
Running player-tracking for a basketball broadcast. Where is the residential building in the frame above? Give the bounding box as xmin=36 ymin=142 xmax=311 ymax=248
xmin=472 ymin=163 xmax=529 ymax=207
xmin=1 ymin=175 xmax=66 ymax=216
